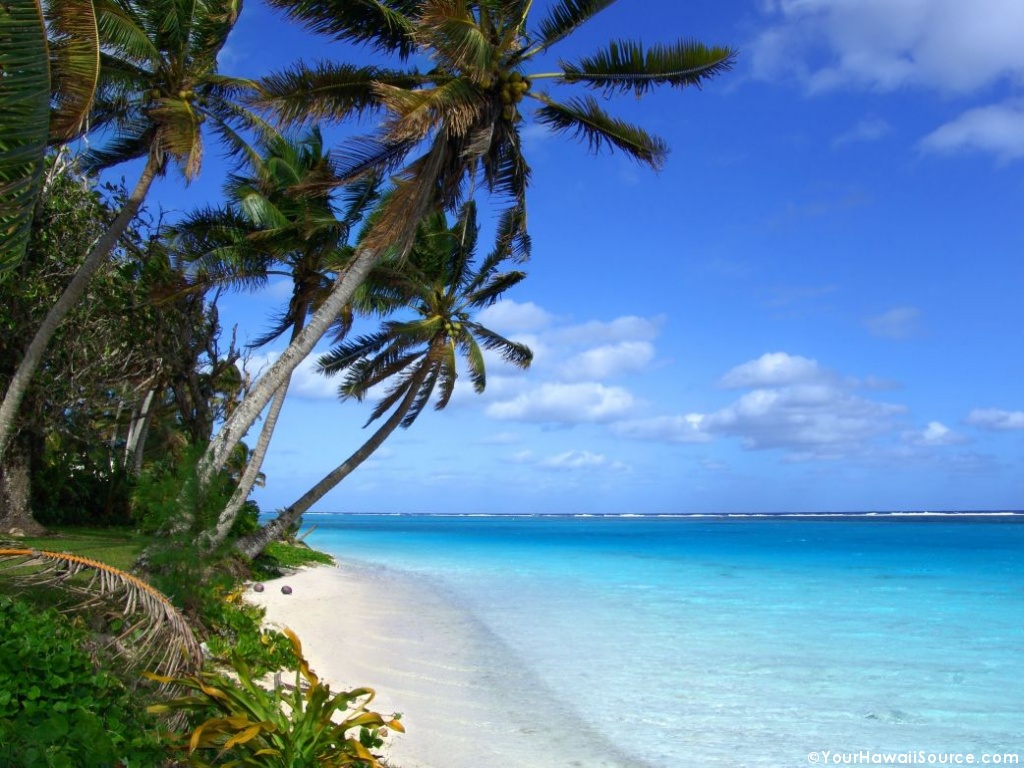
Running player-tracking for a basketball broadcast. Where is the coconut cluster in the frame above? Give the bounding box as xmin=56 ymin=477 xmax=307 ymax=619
xmin=481 ymin=70 xmax=531 ymax=120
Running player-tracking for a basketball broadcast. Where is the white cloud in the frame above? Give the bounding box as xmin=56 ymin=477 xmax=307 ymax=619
xmin=702 ymin=384 xmax=905 ymax=454
xmin=833 ymin=117 xmax=891 ymax=148
xmin=245 ymin=352 xmax=337 ymax=400
xmin=615 ymin=353 xmax=906 ymax=461
xmin=719 ymin=352 xmax=825 ymax=389
xmin=920 ymin=101 xmax=1024 ymax=162
xmin=486 ymin=382 xmax=636 ymax=424
xmin=558 ymin=341 xmax=655 ymax=381
xmin=549 ymin=315 xmax=663 ymax=346
xmin=903 ymin=421 xmax=969 ymax=446
xmin=476 ymin=300 xmax=554 ymax=333
xmin=864 ymin=307 xmax=921 ymax=340
xmin=752 ymin=0 xmax=1024 ymax=95
xmin=612 ymin=415 xmax=711 ymax=444
xmin=965 ymin=408 xmax=1024 ymax=431
xmin=539 ymin=450 xmax=612 ymax=471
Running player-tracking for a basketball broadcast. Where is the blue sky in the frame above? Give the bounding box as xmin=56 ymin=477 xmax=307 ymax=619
xmin=138 ymin=0 xmax=1023 ymax=514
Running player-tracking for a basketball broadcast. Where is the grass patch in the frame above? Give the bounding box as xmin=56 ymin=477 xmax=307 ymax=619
xmin=6 ymin=526 xmax=148 ymax=571
xmin=254 ymin=541 xmax=335 ymax=579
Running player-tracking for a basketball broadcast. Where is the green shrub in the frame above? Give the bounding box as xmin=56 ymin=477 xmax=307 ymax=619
xmin=201 ymin=585 xmax=300 ymax=677
xmin=0 ymin=596 xmax=167 ymax=767
xmin=253 ymin=541 xmax=335 ymax=578
xmin=149 ymin=629 xmax=402 ymax=767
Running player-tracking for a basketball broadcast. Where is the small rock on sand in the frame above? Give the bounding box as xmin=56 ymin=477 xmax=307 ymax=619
xmin=281 ymin=585 xmax=293 ymax=595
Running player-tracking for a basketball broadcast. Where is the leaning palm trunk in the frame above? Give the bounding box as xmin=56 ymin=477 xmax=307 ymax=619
xmin=203 ymin=378 xmax=291 ymax=549
xmin=199 ymin=177 xmax=437 ymax=492
xmin=0 ymin=154 xmax=161 ymax=459
xmin=201 ymin=309 xmax=309 ymax=549
xmin=234 ymin=364 xmax=429 ymax=560
xmin=0 ymin=547 xmax=202 ymax=679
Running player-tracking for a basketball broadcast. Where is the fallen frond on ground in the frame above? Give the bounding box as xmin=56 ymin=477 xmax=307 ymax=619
xmin=0 ymin=547 xmax=202 ymax=680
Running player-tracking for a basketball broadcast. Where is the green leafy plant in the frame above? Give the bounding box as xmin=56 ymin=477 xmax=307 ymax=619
xmin=0 ymin=596 xmax=167 ymax=767
xmin=149 ymin=629 xmax=403 ymax=767
xmin=201 ymin=586 xmax=300 ymax=677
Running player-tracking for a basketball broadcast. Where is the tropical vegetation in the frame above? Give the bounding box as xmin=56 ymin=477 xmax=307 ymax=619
xmin=0 ymin=0 xmax=732 ymax=762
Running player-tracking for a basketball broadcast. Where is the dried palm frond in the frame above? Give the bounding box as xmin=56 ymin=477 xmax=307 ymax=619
xmin=0 ymin=548 xmax=202 ymax=681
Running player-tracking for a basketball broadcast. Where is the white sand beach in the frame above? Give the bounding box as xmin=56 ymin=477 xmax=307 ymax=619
xmin=247 ymin=561 xmax=645 ymax=768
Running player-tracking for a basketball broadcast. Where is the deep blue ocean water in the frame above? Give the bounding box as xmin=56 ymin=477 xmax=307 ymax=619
xmin=303 ymin=513 xmax=1024 ymax=767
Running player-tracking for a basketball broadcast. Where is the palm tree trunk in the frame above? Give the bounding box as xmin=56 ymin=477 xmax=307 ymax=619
xmin=234 ymin=363 xmax=429 ymax=560
xmin=202 ymin=378 xmax=291 ymax=549
xmin=199 ymin=245 xmax=381 ymax=485
xmin=0 ymin=154 xmax=161 ymax=460
xmin=126 ymin=387 xmax=157 ymax=475
xmin=0 ymin=441 xmax=45 ymax=536
xmin=200 ymin=307 xmax=309 ymax=549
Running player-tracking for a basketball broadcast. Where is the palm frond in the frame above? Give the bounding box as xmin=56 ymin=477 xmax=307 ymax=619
xmin=466 ymin=268 xmax=527 ymax=307
xmin=0 ymin=548 xmax=202 ymax=679
xmin=375 ymin=77 xmax=486 ymax=143
xmin=468 ymin=323 xmax=532 ymax=368
xmin=45 ymin=0 xmax=100 ymax=141
xmin=560 ymin=39 xmax=736 ymax=97
xmin=263 ymin=0 xmax=420 ymax=59
xmin=459 ymin=331 xmax=486 ymax=393
xmin=149 ymin=96 xmax=204 ymax=178
xmin=0 ymin=0 xmax=50 ymax=273
xmin=401 ymin=355 xmax=441 ymax=426
xmin=532 ymin=93 xmax=667 ymax=169
xmin=254 ymin=61 xmax=425 ymax=127
xmin=95 ymin=0 xmax=160 ymax=66
xmin=417 ymin=0 xmax=495 ymax=79
xmin=528 ymin=0 xmax=615 ymax=56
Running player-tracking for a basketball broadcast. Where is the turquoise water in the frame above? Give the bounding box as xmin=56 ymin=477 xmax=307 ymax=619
xmin=304 ymin=514 xmax=1024 ymax=767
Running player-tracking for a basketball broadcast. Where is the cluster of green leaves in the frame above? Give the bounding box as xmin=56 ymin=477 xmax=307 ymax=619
xmin=255 ymin=540 xmax=336 ymax=577
xmin=201 ymin=585 xmax=300 ymax=677
xmin=0 ymin=596 xmax=167 ymax=767
xmin=150 ymin=629 xmax=402 ymax=768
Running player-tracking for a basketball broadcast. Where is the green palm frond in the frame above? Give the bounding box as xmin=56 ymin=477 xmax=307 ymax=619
xmin=45 ymin=0 xmax=100 ymax=141
xmin=560 ymin=39 xmax=736 ymax=96
xmin=0 ymin=548 xmax=202 ymax=680
xmin=533 ymin=93 xmax=667 ymax=169
xmin=79 ymin=122 xmax=155 ymax=170
xmin=528 ymin=0 xmax=616 ymax=56
xmin=468 ymin=323 xmax=532 ymax=368
xmin=95 ymin=0 xmax=160 ymax=65
xmin=418 ymin=0 xmax=496 ymax=79
xmin=263 ymin=0 xmax=419 ymax=59
xmin=466 ymin=268 xmax=526 ymax=307
xmin=402 ymin=353 xmax=442 ymax=425
xmin=255 ymin=61 xmax=425 ymax=126
xmin=0 ymin=0 xmax=50 ymax=273
xmin=460 ymin=331 xmax=486 ymax=393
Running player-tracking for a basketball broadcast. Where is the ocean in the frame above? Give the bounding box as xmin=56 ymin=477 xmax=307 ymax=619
xmin=302 ymin=513 xmax=1024 ymax=767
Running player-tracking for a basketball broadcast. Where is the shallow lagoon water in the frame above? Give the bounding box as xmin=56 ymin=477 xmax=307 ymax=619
xmin=305 ymin=514 xmax=1024 ymax=767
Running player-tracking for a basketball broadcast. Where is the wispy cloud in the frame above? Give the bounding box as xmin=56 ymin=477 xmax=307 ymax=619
xmin=920 ymin=100 xmax=1024 ymax=163
xmin=965 ymin=408 xmax=1024 ymax=431
xmin=864 ymin=307 xmax=922 ymax=340
xmin=486 ymin=382 xmax=636 ymax=424
xmin=833 ymin=117 xmax=891 ymax=148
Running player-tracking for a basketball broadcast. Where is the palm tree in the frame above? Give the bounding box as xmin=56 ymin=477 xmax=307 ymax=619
xmin=0 ymin=0 xmax=266 ymax=460
xmin=1 ymin=0 xmax=102 ymax=272
xmin=235 ymin=199 xmax=531 ymax=559
xmin=199 ymin=0 xmax=735 ymax=490
xmin=172 ymin=126 xmax=380 ymax=546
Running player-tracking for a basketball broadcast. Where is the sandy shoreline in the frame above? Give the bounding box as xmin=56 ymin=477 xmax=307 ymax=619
xmin=247 ymin=561 xmax=646 ymax=768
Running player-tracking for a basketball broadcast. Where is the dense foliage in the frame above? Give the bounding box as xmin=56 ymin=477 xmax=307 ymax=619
xmin=0 ymin=596 xmax=166 ymax=767
xmin=150 ymin=629 xmax=402 ymax=767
